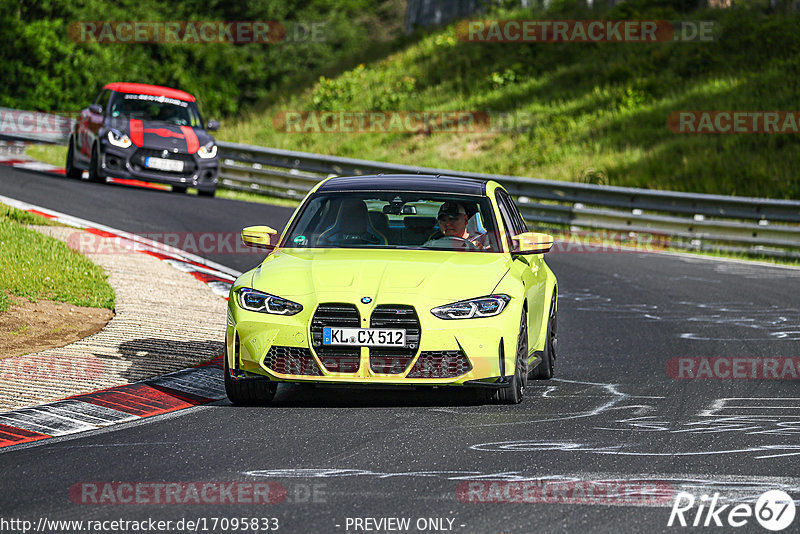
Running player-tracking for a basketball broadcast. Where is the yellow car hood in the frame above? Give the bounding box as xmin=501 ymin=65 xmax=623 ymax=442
xmin=250 ymin=248 xmax=511 ymax=302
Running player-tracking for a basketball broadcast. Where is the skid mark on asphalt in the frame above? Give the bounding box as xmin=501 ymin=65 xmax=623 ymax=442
xmin=470 ymin=440 xmax=800 ymax=459
xmin=463 ymin=383 xmax=800 ymax=459
xmin=430 ymin=378 xmax=660 ymax=427
xmin=562 ymin=288 xmax=800 ymax=340
xmin=422 ymin=380 xmax=800 ymax=460
xmin=711 ymin=261 xmax=800 ymax=279
xmin=678 ymin=303 xmax=800 ymax=340
xmin=671 ymin=254 xmax=800 ymax=278
xmin=599 ymin=396 xmax=800 ymax=439
xmin=700 ymin=397 xmax=800 ymax=418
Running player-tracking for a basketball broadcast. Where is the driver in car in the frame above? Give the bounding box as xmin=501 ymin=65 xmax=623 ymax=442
xmin=426 ymin=201 xmax=490 ymax=250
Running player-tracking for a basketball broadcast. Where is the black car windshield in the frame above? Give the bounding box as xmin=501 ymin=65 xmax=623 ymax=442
xmin=282 ymin=192 xmax=502 ymax=252
xmin=109 ymin=93 xmax=203 ymax=127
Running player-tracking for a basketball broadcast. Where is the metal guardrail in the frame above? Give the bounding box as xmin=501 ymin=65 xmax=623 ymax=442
xmin=2 ymin=104 xmax=798 ymax=258
xmin=217 ymin=141 xmax=800 ymax=258
xmin=405 ymin=0 xmax=483 ymax=34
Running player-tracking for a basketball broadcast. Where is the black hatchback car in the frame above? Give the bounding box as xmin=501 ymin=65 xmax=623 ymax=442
xmin=66 ymin=82 xmax=220 ymax=196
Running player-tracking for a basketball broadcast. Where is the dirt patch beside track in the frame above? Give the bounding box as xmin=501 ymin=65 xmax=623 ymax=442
xmin=0 ymin=295 xmax=113 ymax=359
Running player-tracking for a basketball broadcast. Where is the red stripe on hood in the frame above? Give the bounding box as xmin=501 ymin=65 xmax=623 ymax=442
xmin=129 ymin=119 xmax=143 ymax=147
xmin=144 ymin=128 xmax=184 ymax=139
xmin=180 ymin=126 xmax=199 ymax=154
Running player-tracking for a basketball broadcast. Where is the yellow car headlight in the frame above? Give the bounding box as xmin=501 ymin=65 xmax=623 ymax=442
xmin=431 ymin=295 xmax=510 ymax=320
xmin=237 ymin=288 xmax=302 ymax=316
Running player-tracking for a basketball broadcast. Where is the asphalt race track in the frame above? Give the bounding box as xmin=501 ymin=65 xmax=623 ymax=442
xmin=1 ymin=167 xmax=799 ymax=533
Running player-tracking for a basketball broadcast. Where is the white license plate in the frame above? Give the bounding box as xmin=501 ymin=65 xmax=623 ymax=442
xmin=323 ymin=327 xmax=405 ymax=347
xmin=145 ymin=157 xmax=184 ymax=172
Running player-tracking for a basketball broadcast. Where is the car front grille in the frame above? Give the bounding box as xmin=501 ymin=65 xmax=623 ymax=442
xmin=130 ymin=148 xmax=197 ymax=175
xmin=310 ymin=303 xmax=361 ymax=373
xmin=369 ymin=305 xmax=421 ymax=374
xmin=263 ymin=346 xmax=321 ymax=376
xmin=406 ymin=350 xmax=472 ymax=378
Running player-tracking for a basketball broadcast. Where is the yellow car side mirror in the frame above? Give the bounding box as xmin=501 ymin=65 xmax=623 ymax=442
xmin=512 ymin=232 xmax=554 ymax=254
xmin=242 ymin=226 xmax=277 ymax=249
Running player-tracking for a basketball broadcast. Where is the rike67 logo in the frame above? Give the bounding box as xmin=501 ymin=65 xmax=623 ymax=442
xmin=668 ymin=491 xmax=796 ymax=531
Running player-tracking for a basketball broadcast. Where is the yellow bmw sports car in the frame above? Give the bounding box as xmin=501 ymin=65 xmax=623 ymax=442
xmin=225 ymin=175 xmax=558 ymax=404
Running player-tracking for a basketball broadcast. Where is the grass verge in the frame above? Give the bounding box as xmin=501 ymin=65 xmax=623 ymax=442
xmin=24 ymin=144 xmax=66 ymax=168
xmin=0 ymin=204 xmax=115 ymax=312
xmin=0 ymin=203 xmax=61 ymax=227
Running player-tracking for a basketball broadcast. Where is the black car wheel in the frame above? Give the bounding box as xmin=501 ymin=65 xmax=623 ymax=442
xmin=198 ymin=188 xmax=216 ymax=198
xmin=530 ymin=292 xmax=557 ymax=380
xmin=224 ymin=346 xmax=278 ymax=405
xmin=490 ymin=311 xmax=527 ymax=404
xmin=87 ymin=144 xmax=105 ymax=183
xmin=65 ymin=136 xmax=82 ymax=179
xmin=172 ymin=185 xmax=188 ymax=194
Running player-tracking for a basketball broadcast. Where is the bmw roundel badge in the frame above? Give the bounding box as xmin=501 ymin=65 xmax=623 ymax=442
xmin=361 ymin=297 xmax=372 ymax=304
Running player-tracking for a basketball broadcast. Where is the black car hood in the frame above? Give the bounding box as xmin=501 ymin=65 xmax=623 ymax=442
xmin=105 ymin=117 xmax=214 ymax=154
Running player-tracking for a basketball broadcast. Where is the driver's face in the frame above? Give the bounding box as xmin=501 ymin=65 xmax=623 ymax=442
xmin=438 ymin=213 xmax=468 ymax=238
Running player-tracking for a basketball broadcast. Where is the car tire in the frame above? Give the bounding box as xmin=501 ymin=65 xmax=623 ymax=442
xmin=489 ymin=311 xmax=527 ymax=405
xmin=198 ymin=188 xmax=216 ymax=198
xmin=224 ymin=347 xmax=278 ymax=405
xmin=530 ymin=292 xmax=557 ymax=380
xmin=65 ymin=137 xmax=82 ymax=179
xmin=172 ymin=185 xmax=188 ymax=194
xmin=87 ymin=144 xmax=105 ymax=183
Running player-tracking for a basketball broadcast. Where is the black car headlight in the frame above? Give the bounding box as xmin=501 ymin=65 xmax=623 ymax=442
xmin=107 ymin=129 xmax=132 ymax=148
xmin=197 ymin=142 xmax=217 ymax=159
xmin=237 ymin=288 xmax=303 ymax=315
xmin=431 ymin=295 xmax=510 ymax=320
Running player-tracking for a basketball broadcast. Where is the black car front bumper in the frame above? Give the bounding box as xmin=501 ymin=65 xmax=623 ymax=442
xmin=100 ymin=143 xmax=218 ymax=192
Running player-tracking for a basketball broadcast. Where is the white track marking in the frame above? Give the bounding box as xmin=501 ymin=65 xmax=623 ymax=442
xmin=0 ymin=400 xmax=137 ymax=436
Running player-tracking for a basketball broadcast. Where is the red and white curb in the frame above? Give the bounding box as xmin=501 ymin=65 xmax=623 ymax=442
xmin=0 ymin=157 xmax=66 ymax=174
xmin=0 ymin=357 xmax=224 ymax=448
xmin=0 ymin=194 xmax=244 ymax=450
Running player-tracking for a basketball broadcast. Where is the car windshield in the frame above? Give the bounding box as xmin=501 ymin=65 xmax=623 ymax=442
xmin=282 ymin=192 xmax=502 ymax=252
xmin=109 ymin=93 xmax=203 ymax=127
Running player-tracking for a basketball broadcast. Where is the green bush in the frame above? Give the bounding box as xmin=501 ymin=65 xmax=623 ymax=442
xmin=0 ymin=0 xmax=405 ymax=118
xmin=221 ymin=1 xmax=800 ymax=199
